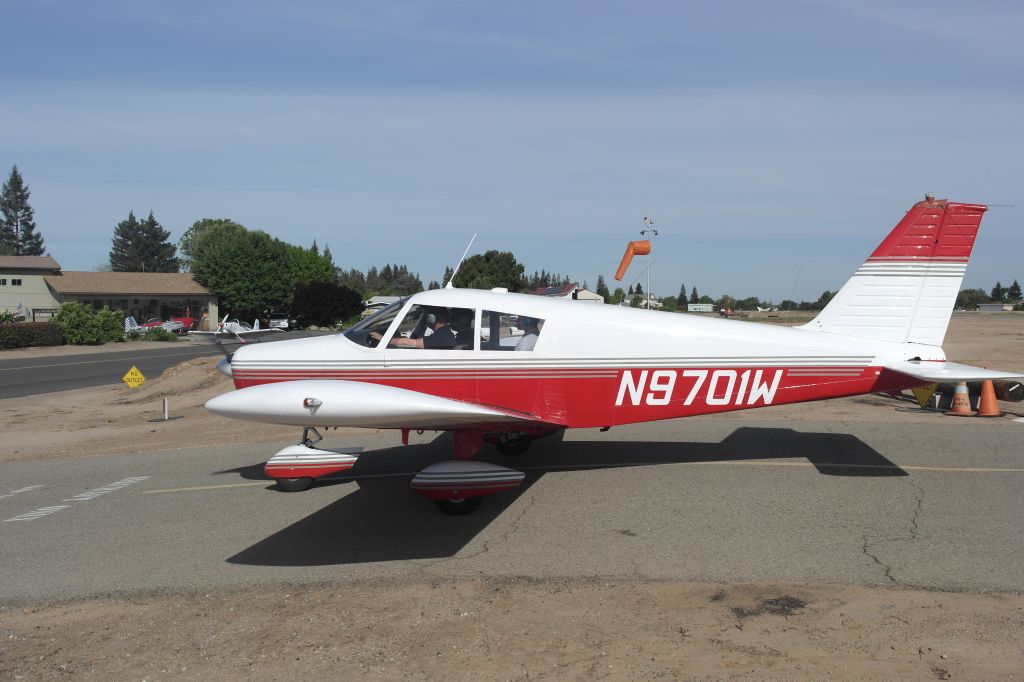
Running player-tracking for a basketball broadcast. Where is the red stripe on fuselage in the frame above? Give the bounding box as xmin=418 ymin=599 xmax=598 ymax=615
xmin=231 ymin=365 xmax=921 ymax=428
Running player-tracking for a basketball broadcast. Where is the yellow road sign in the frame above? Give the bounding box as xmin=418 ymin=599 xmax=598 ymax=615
xmin=911 ymin=383 xmax=938 ymax=409
xmin=122 ymin=365 xmax=146 ymax=389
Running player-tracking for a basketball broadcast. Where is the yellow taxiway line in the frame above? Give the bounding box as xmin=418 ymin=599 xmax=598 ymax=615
xmin=140 ymin=459 xmax=1024 ymax=495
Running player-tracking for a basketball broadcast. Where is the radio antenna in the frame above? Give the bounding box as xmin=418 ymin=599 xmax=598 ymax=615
xmin=445 ymin=234 xmax=477 ymax=289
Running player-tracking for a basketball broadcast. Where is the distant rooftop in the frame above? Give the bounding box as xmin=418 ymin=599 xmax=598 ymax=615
xmin=45 ymin=271 xmax=210 ymax=296
xmin=529 ymin=282 xmax=578 ymax=297
xmin=0 ymin=255 xmax=61 ymax=271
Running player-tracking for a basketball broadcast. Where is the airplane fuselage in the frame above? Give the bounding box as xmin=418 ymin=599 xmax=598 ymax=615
xmin=220 ymin=289 xmax=932 ymax=430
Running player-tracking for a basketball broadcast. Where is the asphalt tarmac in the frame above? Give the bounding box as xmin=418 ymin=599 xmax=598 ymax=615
xmin=0 ymin=332 xmax=317 ymax=399
xmin=3 ymin=417 xmax=1022 ymax=602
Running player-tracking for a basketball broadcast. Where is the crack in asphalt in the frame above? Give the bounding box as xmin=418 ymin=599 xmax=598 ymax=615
xmin=421 ymin=493 xmax=539 ymax=571
xmin=860 ymin=478 xmax=926 ymax=585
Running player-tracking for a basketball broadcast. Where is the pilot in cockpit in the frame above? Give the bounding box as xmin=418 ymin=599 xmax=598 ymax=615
xmin=371 ymin=308 xmax=458 ymax=349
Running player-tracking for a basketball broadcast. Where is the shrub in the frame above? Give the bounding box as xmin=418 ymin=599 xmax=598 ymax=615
xmin=0 ymin=322 xmax=64 ymax=349
xmin=54 ymin=301 xmax=102 ymax=345
xmin=95 ymin=306 xmax=126 ymax=343
xmin=145 ymin=328 xmax=179 ymax=342
xmin=0 ymin=311 xmax=16 ymax=324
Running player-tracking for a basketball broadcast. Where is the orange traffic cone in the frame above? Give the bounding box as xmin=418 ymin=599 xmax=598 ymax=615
xmin=976 ymin=380 xmax=1002 ymax=418
xmin=945 ymin=381 xmax=975 ymax=416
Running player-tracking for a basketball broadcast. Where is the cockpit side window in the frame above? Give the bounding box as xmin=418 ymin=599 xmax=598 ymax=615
xmin=482 ymin=310 xmax=544 ymax=351
xmin=343 ymin=299 xmax=406 ymax=348
xmin=384 ymin=305 xmax=475 ymax=350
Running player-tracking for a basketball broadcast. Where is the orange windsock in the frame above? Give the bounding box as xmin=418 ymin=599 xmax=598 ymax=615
xmin=614 ymin=240 xmax=651 ymax=281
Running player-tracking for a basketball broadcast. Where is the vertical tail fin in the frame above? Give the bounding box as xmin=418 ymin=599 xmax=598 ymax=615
xmin=802 ymin=197 xmax=987 ymax=346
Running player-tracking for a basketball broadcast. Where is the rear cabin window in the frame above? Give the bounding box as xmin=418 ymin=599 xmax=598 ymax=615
xmin=482 ymin=310 xmax=544 ymax=351
xmin=387 ymin=305 xmax=475 ymax=350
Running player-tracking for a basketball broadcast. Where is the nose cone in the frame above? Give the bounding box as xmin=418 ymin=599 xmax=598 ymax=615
xmin=215 ymin=356 xmax=232 ymax=377
xmin=205 ymin=390 xmax=250 ymax=420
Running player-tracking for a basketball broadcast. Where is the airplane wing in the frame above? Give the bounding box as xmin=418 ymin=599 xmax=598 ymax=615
xmin=884 ymin=360 xmax=1023 ymax=383
xmin=205 ymin=379 xmax=565 ymax=430
xmin=188 ymin=328 xmax=282 ymax=343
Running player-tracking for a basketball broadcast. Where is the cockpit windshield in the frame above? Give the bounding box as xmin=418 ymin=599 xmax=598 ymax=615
xmin=343 ymin=299 xmax=406 ymax=348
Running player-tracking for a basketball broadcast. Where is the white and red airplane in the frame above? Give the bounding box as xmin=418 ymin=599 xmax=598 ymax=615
xmin=206 ymin=196 xmax=1021 ymax=514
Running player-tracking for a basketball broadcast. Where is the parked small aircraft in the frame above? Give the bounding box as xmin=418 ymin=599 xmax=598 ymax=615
xmin=206 ymin=196 xmax=1022 ymax=514
xmin=757 ymin=306 xmax=777 ymax=313
xmin=125 ymin=316 xmax=185 ymax=335
xmin=189 ymin=315 xmax=282 ymax=343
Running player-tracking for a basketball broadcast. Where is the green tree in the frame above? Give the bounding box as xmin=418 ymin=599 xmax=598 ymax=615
xmin=291 ymin=281 xmax=363 ymax=327
xmin=815 ymin=290 xmax=835 ymax=309
xmin=179 ymin=218 xmax=246 ymax=271
xmin=0 ymin=166 xmax=45 ymax=255
xmin=109 ymin=210 xmax=179 ymax=272
xmin=689 ymin=286 xmax=698 ymax=304
xmin=452 ymin=250 xmax=526 ymax=292
xmin=717 ymin=294 xmax=736 ymax=310
xmin=676 ymin=283 xmax=688 ymax=310
xmin=661 ymin=296 xmax=677 ymax=312
xmin=991 ymin=281 xmax=1007 ymax=303
xmin=285 ymin=241 xmax=335 ymax=285
xmin=956 ymin=288 xmax=990 ymax=309
xmin=611 ymin=287 xmax=625 ymax=304
xmin=595 ymin=274 xmax=610 ymax=302
xmin=1008 ymin=280 xmax=1022 ymax=301
xmin=190 ymin=222 xmax=292 ymax=319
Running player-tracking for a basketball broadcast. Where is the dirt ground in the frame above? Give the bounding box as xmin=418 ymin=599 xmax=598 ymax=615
xmin=1 ymin=314 xmax=1022 ymax=680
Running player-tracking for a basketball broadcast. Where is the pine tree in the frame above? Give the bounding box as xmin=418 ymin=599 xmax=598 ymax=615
xmin=991 ymin=281 xmax=1006 ymax=303
xmin=628 ymin=284 xmax=634 ymax=295
xmin=595 ymin=274 xmax=610 ymax=302
xmin=0 ymin=166 xmax=45 ymax=255
xmin=1008 ymin=279 xmax=1022 ymax=301
xmin=689 ymin=286 xmax=698 ymax=304
xmin=677 ymin=283 xmax=688 ymax=309
xmin=635 ymin=282 xmax=644 ymax=296
xmin=109 ymin=210 xmax=180 ymax=272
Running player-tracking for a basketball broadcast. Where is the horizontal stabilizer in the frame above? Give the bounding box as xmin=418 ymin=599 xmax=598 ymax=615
xmin=885 ymin=360 xmax=1023 ymax=383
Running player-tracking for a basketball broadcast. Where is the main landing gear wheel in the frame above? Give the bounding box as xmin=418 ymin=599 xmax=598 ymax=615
xmin=493 ymin=434 xmax=532 ymax=456
xmin=275 ymin=477 xmax=314 ymax=493
xmin=435 ymin=497 xmax=483 ymax=516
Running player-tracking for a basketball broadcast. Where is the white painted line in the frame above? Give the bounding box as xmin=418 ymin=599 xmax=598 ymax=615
xmin=143 ymin=481 xmax=268 ymax=494
xmin=62 ymin=476 xmax=150 ymax=502
xmin=0 ymin=484 xmax=45 ymax=500
xmin=4 ymin=505 xmax=69 ymax=522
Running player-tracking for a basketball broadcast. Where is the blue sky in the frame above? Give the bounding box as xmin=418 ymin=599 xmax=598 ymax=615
xmin=2 ymin=0 xmax=1021 ymax=301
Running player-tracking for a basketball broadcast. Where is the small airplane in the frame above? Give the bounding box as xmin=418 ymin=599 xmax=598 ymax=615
xmin=125 ymin=316 xmax=185 ymax=335
xmin=189 ymin=315 xmax=283 ymax=343
xmin=205 ymin=196 xmax=1022 ymax=514
xmin=756 ymin=306 xmax=777 ymax=313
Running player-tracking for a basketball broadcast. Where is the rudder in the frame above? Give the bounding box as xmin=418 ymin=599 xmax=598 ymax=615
xmin=802 ymin=196 xmax=987 ymax=346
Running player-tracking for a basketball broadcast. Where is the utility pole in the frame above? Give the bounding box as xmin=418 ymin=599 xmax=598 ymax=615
xmin=641 ymin=217 xmax=658 ymax=308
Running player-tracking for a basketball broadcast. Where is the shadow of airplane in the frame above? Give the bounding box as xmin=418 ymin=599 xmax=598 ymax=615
xmin=226 ymin=426 xmax=906 ymax=567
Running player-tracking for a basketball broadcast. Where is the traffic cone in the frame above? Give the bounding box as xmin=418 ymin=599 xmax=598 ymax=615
xmin=976 ymin=380 xmax=1002 ymax=418
xmin=945 ymin=381 xmax=975 ymax=416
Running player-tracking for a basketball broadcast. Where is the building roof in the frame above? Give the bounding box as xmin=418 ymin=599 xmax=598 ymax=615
xmin=45 ymin=271 xmax=211 ymax=296
xmin=529 ymin=282 xmax=578 ymax=297
xmin=0 ymin=256 xmax=61 ymax=271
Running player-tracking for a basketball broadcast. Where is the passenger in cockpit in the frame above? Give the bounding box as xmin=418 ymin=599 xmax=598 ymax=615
xmin=515 ymin=317 xmax=541 ymax=351
xmin=371 ymin=308 xmax=458 ymax=349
